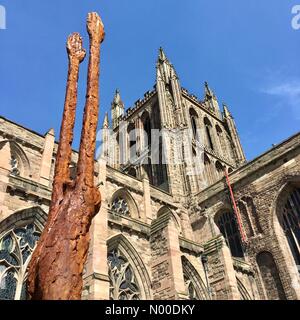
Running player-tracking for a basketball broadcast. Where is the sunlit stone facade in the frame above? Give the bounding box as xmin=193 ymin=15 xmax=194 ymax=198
xmin=0 ymin=49 xmax=300 ymax=300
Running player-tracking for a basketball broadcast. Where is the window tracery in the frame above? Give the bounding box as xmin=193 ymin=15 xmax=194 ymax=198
xmin=0 ymin=223 xmax=40 ymax=300
xmin=280 ymin=188 xmax=300 ymax=266
xmin=107 ymin=249 xmax=141 ymax=300
xmin=111 ymin=197 xmax=130 ymax=216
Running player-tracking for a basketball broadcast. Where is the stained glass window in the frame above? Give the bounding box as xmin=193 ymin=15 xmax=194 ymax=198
xmin=111 ymin=197 xmax=130 ymax=216
xmin=107 ymin=249 xmax=141 ymax=300
xmin=281 ymin=188 xmax=300 ymax=267
xmin=0 ymin=223 xmax=40 ymax=300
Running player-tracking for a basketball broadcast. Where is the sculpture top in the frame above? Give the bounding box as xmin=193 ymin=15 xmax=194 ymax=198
xmin=87 ymin=12 xmax=105 ymax=43
xmin=28 ymin=11 xmax=104 ymax=300
xmin=67 ymin=32 xmax=86 ymax=62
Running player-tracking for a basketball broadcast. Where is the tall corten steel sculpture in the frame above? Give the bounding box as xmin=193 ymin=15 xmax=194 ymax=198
xmin=27 ymin=12 xmax=104 ymax=300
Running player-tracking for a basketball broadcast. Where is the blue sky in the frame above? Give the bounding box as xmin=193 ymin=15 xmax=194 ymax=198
xmin=0 ymin=0 xmax=299 ymax=160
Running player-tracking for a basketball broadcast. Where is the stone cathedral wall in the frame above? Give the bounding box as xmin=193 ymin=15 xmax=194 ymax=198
xmin=1 ymin=115 xmax=300 ymax=300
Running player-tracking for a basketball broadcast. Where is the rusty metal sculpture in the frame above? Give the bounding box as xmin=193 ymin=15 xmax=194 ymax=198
xmin=27 ymin=12 xmax=104 ymax=300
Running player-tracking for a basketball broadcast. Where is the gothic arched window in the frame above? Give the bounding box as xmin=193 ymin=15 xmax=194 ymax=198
xmin=215 ymin=161 xmax=224 ymax=180
xmin=204 ymin=153 xmax=214 ymax=186
xmin=204 ymin=117 xmax=214 ymax=150
xmin=0 ymin=223 xmax=41 ymax=300
xmin=189 ymin=109 xmax=199 ymax=141
xmin=111 ymin=197 xmax=130 ymax=216
xmin=216 ymin=212 xmax=244 ymax=258
xmin=108 ymin=249 xmax=141 ymax=300
xmin=181 ymin=256 xmax=209 ymax=300
xmin=280 ymin=187 xmax=300 ymax=266
xmin=143 ymin=157 xmax=153 ymax=185
xmin=127 ymin=123 xmax=137 ymax=162
xmin=141 ymin=112 xmax=152 ymax=150
xmin=151 ymin=136 xmax=169 ymax=192
xmin=216 ymin=125 xmax=227 ymax=156
xmin=116 ymin=132 xmax=126 ymax=166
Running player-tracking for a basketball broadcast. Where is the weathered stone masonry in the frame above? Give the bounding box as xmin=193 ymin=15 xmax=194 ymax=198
xmin=0 ymin=48 xmax=300 ymax=300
